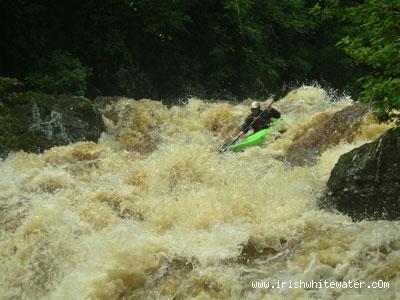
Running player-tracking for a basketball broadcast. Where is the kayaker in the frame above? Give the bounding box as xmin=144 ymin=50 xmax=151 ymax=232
xmin=237 ymin=101 xmax=281 ymax=137
xmin=218 ymin=101 xmax=281 ymax=153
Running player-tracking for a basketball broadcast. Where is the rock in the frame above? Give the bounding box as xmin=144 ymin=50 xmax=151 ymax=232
xmin=286 ymin=103 xmax=370 ymax=166
xmin=93 ymin=96 xmax=122 ymax=110
xmin=320 ymin=128 xmax=400 ymax=221
xmin=0 ymin=84 xmax=105 ymax=159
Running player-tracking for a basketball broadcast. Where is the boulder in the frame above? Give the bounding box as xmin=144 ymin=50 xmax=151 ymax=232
xmin=320 ymin=128 xmax=400 ymax=221
xmin=286 ymin=103 xmax=370 ymax=166
xmin=0 ymin=78 xmax=105 ymax=159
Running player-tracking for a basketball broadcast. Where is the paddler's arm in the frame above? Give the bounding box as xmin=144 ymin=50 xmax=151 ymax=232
xmin=265 ymin=104 xmax=281 ymax=122
xmin=270 ymin=108 xmax=281 ymax=121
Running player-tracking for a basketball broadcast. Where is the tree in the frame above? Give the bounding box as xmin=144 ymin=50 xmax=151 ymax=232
xmin=2 ymin=0 xmax=377 ymax=101
xmin=315 ymin=0 xmax=400 ymax=125
xmin=25 ymin=50 xmax=91 ymax=96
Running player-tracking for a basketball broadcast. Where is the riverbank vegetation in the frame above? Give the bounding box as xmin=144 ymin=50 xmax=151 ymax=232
xmin=1 ymin=0 xmax=398 ymax=123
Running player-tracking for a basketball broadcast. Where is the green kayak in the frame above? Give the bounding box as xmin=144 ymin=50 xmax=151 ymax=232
xmin=230 ymin=118 xmax=283 ymax=152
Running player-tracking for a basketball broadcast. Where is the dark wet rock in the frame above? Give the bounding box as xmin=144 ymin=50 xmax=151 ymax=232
xmin=286 ymin=103 xmax=370 ymax=166
xmin=237 ymin=239 xmax=287 ymax=264
xmin=0 ymin=79 xmax=105 ymax=159
xmin=321 ymin=128 xmax=400 ymax=221
xmin=93 ymin=96 xmax=122 ymax=110
xmin=93 ymin=96 xmax=122 ymax=124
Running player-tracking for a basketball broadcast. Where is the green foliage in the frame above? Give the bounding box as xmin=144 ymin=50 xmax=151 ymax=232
xmin=316 ymin=0 xmax=400 ymax=125
xmin=0 ymin=77 xmax=23 ymax=94
xmin=25 ymin=50 xmax=92 ymax=96
xmin=0 ymin=0 xmax=372 ymax=100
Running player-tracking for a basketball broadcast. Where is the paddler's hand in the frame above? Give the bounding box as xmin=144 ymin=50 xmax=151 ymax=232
xmin=236 ymin=131 xmax=244 ymax=139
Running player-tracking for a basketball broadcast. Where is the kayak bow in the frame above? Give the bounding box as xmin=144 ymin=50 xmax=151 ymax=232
xmin=230 ymin=118 xmax=283 ymax=152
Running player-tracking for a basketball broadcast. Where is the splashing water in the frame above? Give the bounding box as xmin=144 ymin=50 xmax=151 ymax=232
xmin=0 ymin=86 xmax=397 ymax=299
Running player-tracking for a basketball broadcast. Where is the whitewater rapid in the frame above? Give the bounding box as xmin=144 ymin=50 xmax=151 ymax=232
xmin=0 ymin=86 xmax=397 ymax=299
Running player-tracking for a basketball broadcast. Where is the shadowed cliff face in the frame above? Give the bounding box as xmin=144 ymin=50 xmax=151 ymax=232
xmin=286 ymin=103 xmax=370 ymax=166
xmin=1 ymin=86 xmax=398 ymax=300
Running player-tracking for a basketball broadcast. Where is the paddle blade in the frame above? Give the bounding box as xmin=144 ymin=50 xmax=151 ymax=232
xmin=218 ymin=135 xmax=241 ymax=154
xmin=218 ymin=140 xmax=232 ymax=153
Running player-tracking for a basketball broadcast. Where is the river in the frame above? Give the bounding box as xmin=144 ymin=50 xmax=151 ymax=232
xmin=0 ymin=86 xmax=397 ymax=299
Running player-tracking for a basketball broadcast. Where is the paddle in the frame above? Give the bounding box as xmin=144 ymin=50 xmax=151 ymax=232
xmin=218 ymin=107 xmax=269 ymax=154
xmin=218 ymin=132 xmax=245 ymax=154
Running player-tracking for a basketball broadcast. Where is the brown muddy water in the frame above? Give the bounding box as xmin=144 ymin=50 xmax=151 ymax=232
xmin=0 ymin=86 xmax=397 ymax=299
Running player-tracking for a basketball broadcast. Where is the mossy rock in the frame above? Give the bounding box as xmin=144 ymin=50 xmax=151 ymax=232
xmin=0 ymin=90 xmax=105 ymax=159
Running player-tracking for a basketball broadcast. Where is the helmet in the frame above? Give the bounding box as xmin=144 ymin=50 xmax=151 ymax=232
xmin=250 ymin=101 xmax=260 ymax=109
